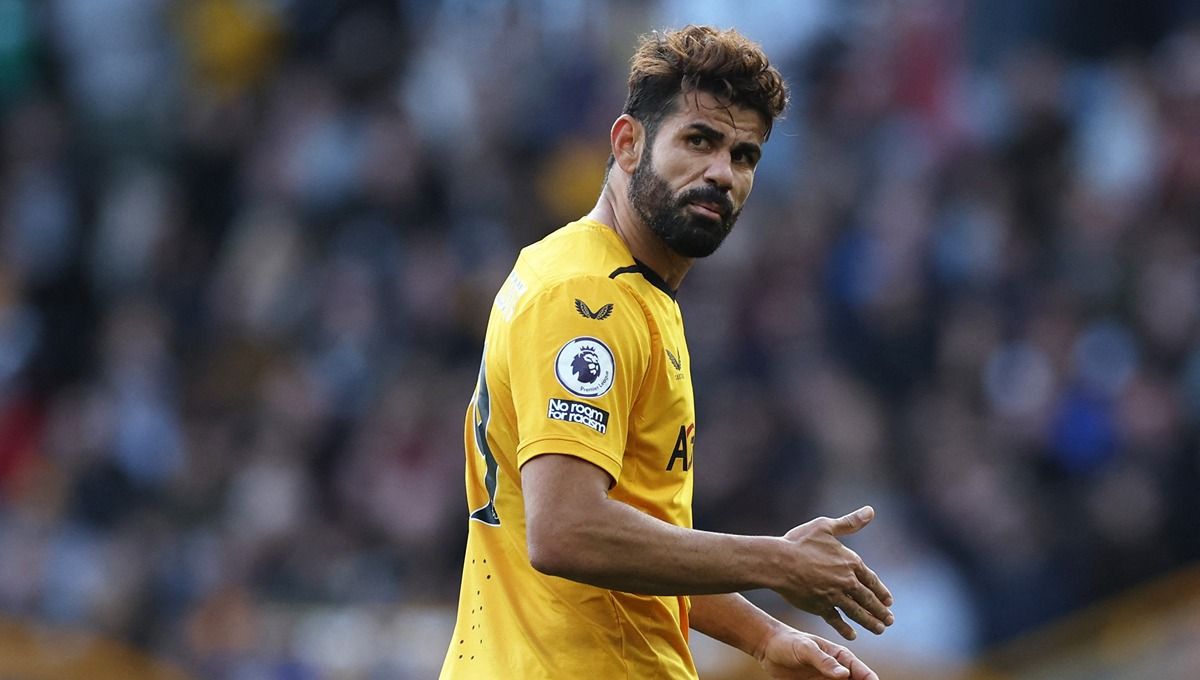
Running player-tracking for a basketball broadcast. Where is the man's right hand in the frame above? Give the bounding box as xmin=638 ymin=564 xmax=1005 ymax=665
xmin=775 ymin=506 xmax=894 ymax=640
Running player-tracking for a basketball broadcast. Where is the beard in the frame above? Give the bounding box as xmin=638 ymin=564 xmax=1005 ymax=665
xmin=628 ymin=152 xmax=740 ymax=258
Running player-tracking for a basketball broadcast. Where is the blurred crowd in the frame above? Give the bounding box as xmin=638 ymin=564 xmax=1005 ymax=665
xmin=0 ymin=0 xmax=1198 ymax=677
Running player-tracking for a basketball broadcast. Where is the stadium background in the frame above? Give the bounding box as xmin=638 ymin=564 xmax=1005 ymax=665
xmin=0 ymin=0 xmax=1198 ymax=678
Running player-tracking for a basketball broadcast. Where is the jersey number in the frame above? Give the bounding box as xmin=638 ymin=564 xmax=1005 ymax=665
xmin=469 ymin=356 xmax=501 ymax=526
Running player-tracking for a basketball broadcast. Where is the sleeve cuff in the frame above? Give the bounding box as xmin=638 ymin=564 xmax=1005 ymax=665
xmin=516 ymin=436 xmax=623 ymax=484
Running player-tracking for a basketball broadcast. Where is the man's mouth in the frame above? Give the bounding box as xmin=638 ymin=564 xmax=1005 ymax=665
xmin=688 ymin=201 xmax=726 ymax=220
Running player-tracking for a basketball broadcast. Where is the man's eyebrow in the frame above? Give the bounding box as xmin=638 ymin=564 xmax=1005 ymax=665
xmin=684 ymin=123 xmax=762 ymax=160
xmin=683 ymin=123 xmax=725 ymax=141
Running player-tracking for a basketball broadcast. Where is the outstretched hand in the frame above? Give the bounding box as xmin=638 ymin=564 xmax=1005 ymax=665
xmin=777 ymin=506 xmax=894 ymax=640
xmin=756 ymin=627 xmax=879 ymax=680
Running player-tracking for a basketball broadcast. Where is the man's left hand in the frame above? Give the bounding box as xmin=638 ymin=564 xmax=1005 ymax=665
xmin=756 ymin=628 xmax=878 ymax=680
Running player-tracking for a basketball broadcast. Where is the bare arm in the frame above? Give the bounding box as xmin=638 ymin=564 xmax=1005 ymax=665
xmin=523 ymin=454 xmax=784 ymax=594
xmin=689 ymin=593 xmax=783 ymax=657
xmin=522 ymin=454 xmax=894 ymax=639
xmin=690 ymin=594 xmax=879 ymax=680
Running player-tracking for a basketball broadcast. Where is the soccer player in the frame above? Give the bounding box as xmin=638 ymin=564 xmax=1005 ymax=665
xmin=441 ymin=25 xmax=891 ymax=680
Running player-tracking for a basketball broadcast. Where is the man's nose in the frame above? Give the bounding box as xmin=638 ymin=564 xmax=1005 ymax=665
xmin=703 ymin=156 xmax=734 ymax=192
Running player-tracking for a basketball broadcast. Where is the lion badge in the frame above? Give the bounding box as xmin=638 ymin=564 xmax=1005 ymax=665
xmin=554 ymin=337 xmax=615 ymax=398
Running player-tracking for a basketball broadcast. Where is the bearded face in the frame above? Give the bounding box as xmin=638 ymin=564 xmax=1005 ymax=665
xmin=627 ymin=144 xmax=741 ymax=259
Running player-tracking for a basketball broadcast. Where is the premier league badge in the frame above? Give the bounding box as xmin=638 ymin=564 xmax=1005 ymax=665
xmin=555 ymin=337 xmax=615 ymax=398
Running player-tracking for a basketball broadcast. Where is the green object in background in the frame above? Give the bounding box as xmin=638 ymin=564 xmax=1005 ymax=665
xmin=0 ymin=0 xmax=34 ymax=103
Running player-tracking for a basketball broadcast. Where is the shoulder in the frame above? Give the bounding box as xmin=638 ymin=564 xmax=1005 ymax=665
xmin=519 ymin=273 xmax=650 ymax=332
xmin=511 ymin=220 xmax=655 ymax=320
xmin=519 ymin=220 xmax=638 ymax=285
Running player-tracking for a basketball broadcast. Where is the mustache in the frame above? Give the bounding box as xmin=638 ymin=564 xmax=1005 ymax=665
xmin=678 ymin=186 xmax=734 ymax=218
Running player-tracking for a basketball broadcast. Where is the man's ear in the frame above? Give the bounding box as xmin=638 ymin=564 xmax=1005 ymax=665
xmin=611 ymin=114 xmax=644 ymax=175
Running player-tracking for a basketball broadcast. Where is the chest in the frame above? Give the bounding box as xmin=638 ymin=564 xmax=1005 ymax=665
xmin=616 ymin=301 xmax=696 ymax=509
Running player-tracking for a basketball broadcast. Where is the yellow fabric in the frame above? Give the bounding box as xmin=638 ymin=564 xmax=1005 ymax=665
xmin=441 ymin=218 xmax=698 ymax=679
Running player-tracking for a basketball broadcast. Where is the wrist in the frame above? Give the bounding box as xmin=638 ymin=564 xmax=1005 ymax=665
xmin=751 ymin=619 xmax=790 ymax=664
xmin=751 ymin=536 xmax=791 ymax=591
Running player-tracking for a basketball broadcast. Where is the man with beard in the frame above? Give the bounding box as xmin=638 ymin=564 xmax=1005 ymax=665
xmin=442 ymin=26 xmax=892 ymax=680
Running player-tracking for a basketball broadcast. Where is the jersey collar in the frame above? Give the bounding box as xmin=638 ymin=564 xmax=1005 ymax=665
xmin=608 ymin=259 xmax=677 ymax=300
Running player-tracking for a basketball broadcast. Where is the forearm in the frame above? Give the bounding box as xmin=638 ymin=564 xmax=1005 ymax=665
xmin=530 ymin=488 xmax=785 ymax=595
xmin=524 ymin=454 xmax=894 ymax=643
xmin=689 ymin=593 xmax=785 ymax=660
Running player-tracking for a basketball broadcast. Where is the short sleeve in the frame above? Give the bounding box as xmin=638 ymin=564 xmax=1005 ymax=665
xmin=509 ymin=276 xmax=652 ymax=482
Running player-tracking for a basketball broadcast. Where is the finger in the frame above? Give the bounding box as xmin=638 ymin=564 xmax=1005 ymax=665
xmin=834 ymin=595 xmax=887 ymax=635
xmin=821 ymin=608 xmax=855 ymax=640
xmin=793 ymin=637 xmax=850 ymax=679
xmin=809 ymin=635 xmax=846 ymax=655
xmin=829 ymin=506 xmax=874 ymax=536
xmin=831 ymin=646 xmax=879 ymax=680
xmin=856 ymin=562 xmax=894 ymax=608
xmin=847 ymin=582 xmax=893 ymax=629
xmin=812 ymin=638 xmax=876 ymax=679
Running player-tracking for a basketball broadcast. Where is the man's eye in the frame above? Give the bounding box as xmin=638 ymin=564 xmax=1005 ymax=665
xmin=687 ymin=135 xmax=709 ymax=148
xmin=732 ymin=150 xmax=758 ymax=167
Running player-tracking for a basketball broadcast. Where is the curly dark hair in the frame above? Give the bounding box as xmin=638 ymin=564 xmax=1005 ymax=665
xmin=623 ymin=25 xmax=789 ymax=142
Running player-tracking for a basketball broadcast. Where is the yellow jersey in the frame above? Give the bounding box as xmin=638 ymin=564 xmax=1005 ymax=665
xmin=441 ymin=218 xmax=699 ymax=679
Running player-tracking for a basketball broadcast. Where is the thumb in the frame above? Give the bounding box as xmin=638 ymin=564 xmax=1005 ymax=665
xmin=829 ymin=506 xmax=874 ymax=536
xmin=815 ymin=652 xmax=850 ymax=679
xmin=795 ymin=638 xmax=849 ymax=679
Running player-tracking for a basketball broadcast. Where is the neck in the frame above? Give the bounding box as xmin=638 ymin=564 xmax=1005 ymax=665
xmin=587 ymin=182 xmax=693 ymax=291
